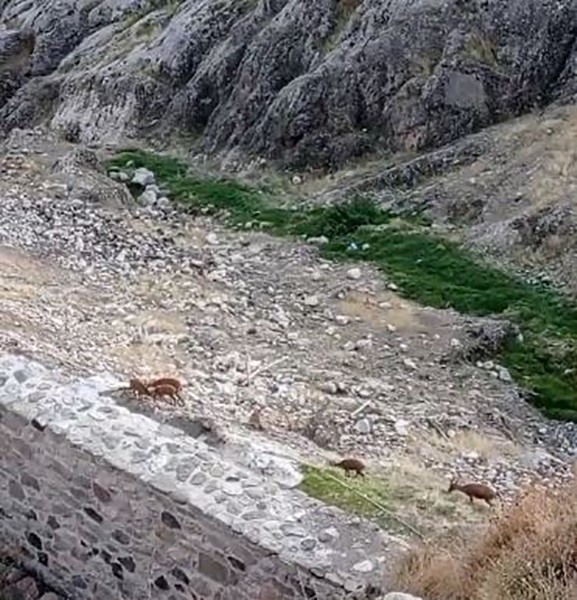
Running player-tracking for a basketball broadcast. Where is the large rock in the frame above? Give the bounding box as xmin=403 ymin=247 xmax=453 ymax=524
xmin=1 ymin=0 xmax=577 ymax=169
xmin=50 ymin=146 xmax=135 ymax=208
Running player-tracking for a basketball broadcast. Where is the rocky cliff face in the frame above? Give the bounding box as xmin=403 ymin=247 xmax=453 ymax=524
xmin=1 ymin=0 xmax=577 ymax=170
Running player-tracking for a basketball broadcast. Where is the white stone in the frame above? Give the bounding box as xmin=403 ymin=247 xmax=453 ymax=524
xmin=355 ymin=418 xmax=372 ymax=435
xmin=138 ymin=188 xmax=157 ymax=206
xmin=355 ymin=338 xmax=372 ymax=351
xmin=145 ymin=184 xmax=161 ymax=196
xmin=304 ymin=295 xmax=320 ymax=307
xmin=320 ymin=381 xmax=338 ymax=395
xmin=496 ymin=365 xmax=513 ymax=383
xmin=352 ymin=559 xmax=374 ymax=573
xmin=307 ymin=236 xmax=329 ymax=245
xmin=131 ymin=167 xmax=155 ymax=186
xmin=335 ymin=315 xmax=350 ymax=325
xmin=347 ymin=267 xmax=362 ymax=280
xmin=382 ymin=593 xmax=423 ymax=600
xmin=394 ymin=419 xmax=410 ymax=436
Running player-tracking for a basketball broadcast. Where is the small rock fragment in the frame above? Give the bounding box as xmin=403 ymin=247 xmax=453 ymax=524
xmin=347 ymin=267 xmax=362 ymax=280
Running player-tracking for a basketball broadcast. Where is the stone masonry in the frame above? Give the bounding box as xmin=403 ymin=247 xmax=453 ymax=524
xmin=0 ymin=354 xmax=397 ymax=599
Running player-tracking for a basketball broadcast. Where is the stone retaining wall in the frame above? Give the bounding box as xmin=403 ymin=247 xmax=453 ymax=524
xmin=0 ymin=355 xmax=395 ymax=599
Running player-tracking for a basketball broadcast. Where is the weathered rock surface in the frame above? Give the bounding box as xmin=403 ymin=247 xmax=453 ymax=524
xmin=1 ymin=0 xmax=577 ymax=169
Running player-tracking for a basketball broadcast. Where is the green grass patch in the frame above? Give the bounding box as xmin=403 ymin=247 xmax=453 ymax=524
xmin=107 ymin=149 xmax=577 ymax=421
xmin=299 ymin=465 xmax=415 ymax=534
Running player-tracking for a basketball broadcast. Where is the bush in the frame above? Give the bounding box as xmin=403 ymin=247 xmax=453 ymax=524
xmin=393 ymin=480 xmax=577 ymax=600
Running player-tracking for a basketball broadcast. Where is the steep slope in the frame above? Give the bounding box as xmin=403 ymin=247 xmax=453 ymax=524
xmin=2 ymin=128 xmax=577 ymax=543
xmin=1 ymin=0 xmax=577 ymax=170
xmin=314 ymin=103 xmax=577 ymax=295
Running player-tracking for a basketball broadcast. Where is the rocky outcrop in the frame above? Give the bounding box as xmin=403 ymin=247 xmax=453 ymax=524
xmin=1 ymin=0 xmax=577 ymax=170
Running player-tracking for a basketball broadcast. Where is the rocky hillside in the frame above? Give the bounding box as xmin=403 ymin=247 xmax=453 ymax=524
xmin=313 ymin=103 xmax=577 ymax=295
xmin=1 ymin=0 xmax=577 ymax=170
xmin=2 ymin=127 xmax=577 ymax=541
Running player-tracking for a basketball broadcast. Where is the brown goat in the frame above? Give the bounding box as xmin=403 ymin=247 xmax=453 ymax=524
xmin=147 ymin=377 xmax=184 ymax=394
xmin=330 ymin=458 xmax=366 ymax=477
xmin=128 ymin=378 xmax=152 ymax=399
xmin=150 ymin=383 xmax=184 ymax=406
xmin=448 ymin=478 xmax=497 ymax=506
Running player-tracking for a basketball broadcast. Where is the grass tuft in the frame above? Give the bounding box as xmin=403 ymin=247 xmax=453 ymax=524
xmin=107 ymin=149 xmax=577 ymax=422
xmin=394 ymin=480 xmax=577 ymax=599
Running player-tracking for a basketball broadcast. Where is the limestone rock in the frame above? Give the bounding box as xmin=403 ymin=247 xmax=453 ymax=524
xmin=51 ymin=147 xmax=134 ymax=209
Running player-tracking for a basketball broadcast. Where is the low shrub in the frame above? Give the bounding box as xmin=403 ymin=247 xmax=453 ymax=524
xmin=394 ymin=480 xmax=577 ymax=600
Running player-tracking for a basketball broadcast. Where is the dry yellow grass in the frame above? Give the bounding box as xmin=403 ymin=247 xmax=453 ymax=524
xmin=393 ymin=479 xmax=577 ymax=599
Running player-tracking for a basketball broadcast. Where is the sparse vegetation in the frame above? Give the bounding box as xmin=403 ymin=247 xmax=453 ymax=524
xmin=133 ymin=18 xmax=161 ymax=39
xmin=298 ymin=464 xmax=437 ymax=537
xmin=124 ymin=0 xmax=182 ymax=30
xmin=334 ymin=0 xmax=362 ymax=24
xmin=107 ymin=149 xmax=577 ymax=422
xmin=394 ymin=480 xmax=577 ymax=600
xmin=298 ymin=461 xmax=476 ymax=538
xmin=319 ymin=0 xmax=362 ymax=53
xmin=410 ymin=54 xmax=437 ymax=77
xmin=464 ymin=32 xmax=499 ymax=68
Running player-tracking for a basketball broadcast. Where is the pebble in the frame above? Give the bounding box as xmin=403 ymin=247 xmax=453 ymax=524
xmin=355 ymin=418 xmax=372 ymax=435
xmin=318 ymin=527 xmax=339 ymax=543
xmin=300 ymin=538 xmax=317 ymax=551
xmin=352 ymin=559 xmax=374 ymax=573
xmin=131 ymin=167 xmax=155 ymax=187
xmin=320 ymin=381 xmax=339 ymax=395
xmin=304 ymin=295 xmax=320 ymax=307
xmin=394 ymin=420 xmax=409 ymax=436
xmin=496 ymin=365 xmax=513 ymax=383
xmin=346 ymin=267 xmax=362 ymax=280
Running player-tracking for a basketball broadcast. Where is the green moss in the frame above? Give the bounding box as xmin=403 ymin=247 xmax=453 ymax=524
xmin=106 ymin=149 xmax=577 ymax=422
